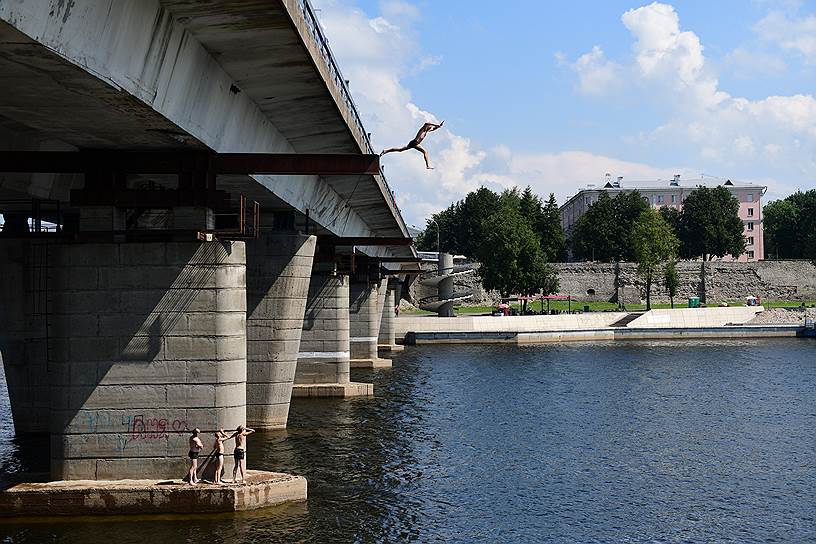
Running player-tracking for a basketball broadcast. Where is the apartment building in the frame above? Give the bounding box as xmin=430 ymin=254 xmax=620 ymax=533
xmin=560 ymin=175 xmax=766 ymax=262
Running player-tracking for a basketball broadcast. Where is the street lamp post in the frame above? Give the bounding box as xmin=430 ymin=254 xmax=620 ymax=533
xmin=430 ymin=218 xmax=440 ymax=254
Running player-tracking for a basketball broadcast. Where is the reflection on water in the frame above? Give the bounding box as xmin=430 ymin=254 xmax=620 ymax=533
xmin=2 ymin=339 xmax=816 ymax=542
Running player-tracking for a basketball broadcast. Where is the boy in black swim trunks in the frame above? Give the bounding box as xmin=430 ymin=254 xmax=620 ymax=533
xmin=226 ymin=424 xmax=255 ymax=483
xmin=211 ymin=429 xmax=229 ymax=484
xmin=187 ymin=428 xmax=204 ymax=485
xmin=380 ymin=121 xmax=444 ymax=169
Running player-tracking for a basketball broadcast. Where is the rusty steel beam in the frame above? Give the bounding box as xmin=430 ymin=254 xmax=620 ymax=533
xmin=0 ymin=151 xmax=380 ymax=176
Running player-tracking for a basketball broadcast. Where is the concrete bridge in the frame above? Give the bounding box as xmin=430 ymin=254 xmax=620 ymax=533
xmin=0 ymin=0 xmax=416 ymax=481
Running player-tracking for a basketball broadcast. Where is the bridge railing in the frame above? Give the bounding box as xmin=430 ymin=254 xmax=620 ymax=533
xmin=297 ymin=0 xmax=408 ymax=231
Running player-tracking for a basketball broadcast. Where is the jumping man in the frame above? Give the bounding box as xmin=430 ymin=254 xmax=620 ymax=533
xmin=380 ymin=121 xmax=444 ymax=169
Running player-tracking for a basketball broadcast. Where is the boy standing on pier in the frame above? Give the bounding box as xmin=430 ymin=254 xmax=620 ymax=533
xmin=226 ymin=424 xmax=255 ymax=483
xmin=187 ymin=428 xmax=204 ymax=485
xmin=211 ymin=429 xmax=229 ymax=484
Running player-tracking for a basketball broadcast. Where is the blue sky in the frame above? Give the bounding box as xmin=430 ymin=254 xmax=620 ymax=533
xmin=313 ymin=0 xmax=816 ymax=226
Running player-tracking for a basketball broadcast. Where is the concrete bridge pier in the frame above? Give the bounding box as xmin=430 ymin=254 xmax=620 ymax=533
xmin=349 ymin=278 xmax=391 ymax=369
xmin=0 ymin=239 xmax=50 ymax=435
xmin=245 ymin=232 xmax=316 ymax=429
xmin=0 ymin=237 xmax=249 ymax=481
xmin=378 ymin=282 xmax=404 ymax=353
xmin=293 ymin=271 xmax=373 ymax=398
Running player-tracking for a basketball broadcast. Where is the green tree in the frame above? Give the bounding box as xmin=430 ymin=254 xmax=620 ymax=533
xmin=477 ymin=205 xmax=558 ymax=311
xmin=571 ymin=191 xmax=617 ymax=261
xmin=612 ymin=191 xmax=650 ymax=261
xmin=763 ymin=190 xmax=816 ymax=263
xmin=540 ymin=193 xmax=566 ymax=262
xmin=632 ymin=209 xmax=679 ymax=310
xmin=663 ymin=260 xmax=680 ymax=309
xmin=458 ymin=187 xmax=501 ymax=257
xmin=571 ymin=190 xmax=647 ymax=261
xmin=678 ymin=186 xmax=745 ymax=259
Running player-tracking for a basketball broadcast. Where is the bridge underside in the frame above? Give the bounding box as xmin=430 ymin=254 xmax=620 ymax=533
xmin=0 ymin=0 xmax=409 ymax=254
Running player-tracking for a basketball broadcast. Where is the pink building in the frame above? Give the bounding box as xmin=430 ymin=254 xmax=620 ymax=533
xmin=560 ymin=175 xmax=767 ymax=262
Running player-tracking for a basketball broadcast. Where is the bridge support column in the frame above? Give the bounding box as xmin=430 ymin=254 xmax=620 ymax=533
xmin=293 ymin=273 xmax=372 ymax=398
xmin=378 ymin=284 xmax=404 ymax=353
xmin=246 ymin=233 xmax=316 ymax=429
xmin=41 ymin=241 xmax=246 ymax=480
xmin=0 ymin=240 xmax=50 ymax=434
xmin=349 ymin=280 xmax=391 ymax=369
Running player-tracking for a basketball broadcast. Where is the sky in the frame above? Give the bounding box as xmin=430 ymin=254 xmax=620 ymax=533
xmin=311 ymin=0 xmax=816 ymax=227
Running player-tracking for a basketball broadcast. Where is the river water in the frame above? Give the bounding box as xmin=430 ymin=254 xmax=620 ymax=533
xmin=2 ymin=339 xmax=815 ymax=543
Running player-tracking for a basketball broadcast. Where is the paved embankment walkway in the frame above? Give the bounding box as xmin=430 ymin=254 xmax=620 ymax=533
xmin=395 ymin=307 xmax=812 ymax=344
xmin=0 ymin=470 xmax=306 ymax=517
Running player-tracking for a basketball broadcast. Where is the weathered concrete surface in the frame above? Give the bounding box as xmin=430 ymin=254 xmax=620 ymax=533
xmin=246 ymin=233 xmax=316 ymax=430
xmin=556 ymin=261 xmax=816 ymax=304
xmin=291 ymin=382 xmax=373 ymax=398
xmin=349 ymin=281 xmax=391 ymax=369
xmin=0 ymin=240 xmax=49 ymax=434
xmin=395 ymin=312 xmax=629 ymax=339
xmin=409 ymin=325 xmax=803 ymax=345
xmin=0 ymin=470 xmax=306 ymax=517
xmin=0 ymin=0 xmax=409 ymax=244
xmin=626 ymin=306 xmax=762 ymax=328
xmin=41 ymin=241 xmax=247 ymax=480
xmin=378 ymin=287 xmax=404 ymax=353
xmin=294 ymin=274 xmax=372 ymax=397
xmin=410 ymin=260 xmax=816 ymax=307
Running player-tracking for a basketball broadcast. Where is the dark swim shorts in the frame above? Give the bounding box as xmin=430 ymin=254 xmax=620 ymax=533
xmin=233 ymin=448 xmax=245 ymax=460
xmin=407 ymin=139 xmax=420 ymax=148
xmin=188 ymin=450 xmax=199 ymax=460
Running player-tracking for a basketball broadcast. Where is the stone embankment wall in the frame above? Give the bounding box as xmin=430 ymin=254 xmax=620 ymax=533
xmin=408 ymin=260 xmax=816 ymax=306
xmin=557 ymin=260 xmax=816 ymax=304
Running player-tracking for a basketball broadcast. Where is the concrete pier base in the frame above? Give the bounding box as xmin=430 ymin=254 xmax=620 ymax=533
xmin=291 ymin=382 xmax=373 ymax=398
xmin=295 ymin=273 xmax=372 ymax=398
xmin=378 ymin=286 xmax=405 ymax=353
xmin=0 ymin=470 xmax=306 ymax=517
xmin=349 ymin=280 xmax=391 ymax=369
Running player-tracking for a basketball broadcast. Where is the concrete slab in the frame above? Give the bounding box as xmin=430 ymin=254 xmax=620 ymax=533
xmin=350 ymin=358 xmax=392 ymax=369
xmin=0 ymin=470 xmax=306 ymax=517
xmin=291 ymin=382 xmax=373 ymax=398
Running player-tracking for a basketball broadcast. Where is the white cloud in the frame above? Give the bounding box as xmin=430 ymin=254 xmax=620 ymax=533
xmin=314 ymin=1 xmax=814 ymax=225
xmin=315 ymin=0 xmax=678 ymax=224
xmin=569 ymin=46 xmax=624 ymax=96
xmin=723 ymin=47 xmax=787 ymax=79
xmin=755 ymin=10 xmax=816 ymax=61
xmin=566 ymin=2 xmax=816 ymax=189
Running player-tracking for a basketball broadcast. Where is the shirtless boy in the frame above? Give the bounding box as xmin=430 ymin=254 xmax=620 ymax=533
xmin=187 ymin=428 xmax=204 ymax=485
xmin=380 ymin=121 xmax=444 ymax=169
xmin=211 ymin=429 xmax=229 ymax=484
xmin=226 ymin=424 xmax=255 ymax=483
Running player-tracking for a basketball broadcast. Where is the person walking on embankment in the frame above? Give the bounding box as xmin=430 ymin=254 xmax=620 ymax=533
xmin=187 ymin=428 xmax=204 ymax=485
xmin=226 ymin=424 xmax=255 ymax=483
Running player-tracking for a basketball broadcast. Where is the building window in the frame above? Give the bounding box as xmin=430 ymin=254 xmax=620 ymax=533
xmin=748 ymin=208 xmax=754 ymax=217
xmin=747 ymin=222 xmax=754 ymax=231
xmin=748 ymin=236 xmax=754 ymax=245
xmin=747 ymin=193 xmax=754 ymax=202
xmin=657 ymin=195 xmax=664 ymax=203
xmin=748 ymin=250 xmax=755 ymax=259
xmin=671 ymin=195 xmax=677 ymax=204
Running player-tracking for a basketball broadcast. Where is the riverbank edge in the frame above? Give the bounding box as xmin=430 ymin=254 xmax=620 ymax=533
xmin=0 ymin=470 xmax=306 ymax=518
xmin=404 ymin=325 xmax=808 ymax=345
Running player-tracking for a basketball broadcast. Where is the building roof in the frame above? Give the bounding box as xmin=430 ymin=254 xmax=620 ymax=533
xmin=561 ymin=176 xmax=767 ymax=209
